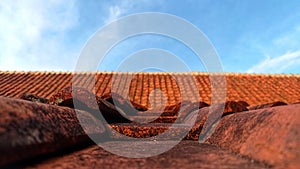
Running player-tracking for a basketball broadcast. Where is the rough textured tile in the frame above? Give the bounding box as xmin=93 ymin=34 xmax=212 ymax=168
xmin=24 ymin=141 xmax=270 ymax=169
xmin=223 ymin=101 xmax=249 ymax=114
xmin=103 ymin=92 xmax=148 ymax=112
xmin=0 ymin=96 xmax=106 ymax=167
xmin=20 ymin=93 xmax=49 ymax=104
xmin=248 ymin=101 xmax=287 ymax=110
xmin=109 ymin=123 xmax=191 ymax=140
xmin=130 ymin=116 xmax=177 ymax=123
xmin=206 ymin=104 xmax=300 ymax=169
xmin=48 ymin=86 xmax=133 ymax=124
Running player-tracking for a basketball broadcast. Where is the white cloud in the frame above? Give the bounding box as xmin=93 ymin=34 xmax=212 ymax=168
xmin=0 ymin=0 xmax=165 ymax=71
xmin=105 ymin=6 xmax=122 ymax=24
xmin=244 ymin=22 xmax=300 ymax=74
xmin=102 ymin=0 xmax=164 ymax=25
xmin=247 ymin=50 xmax=300 ymax=73
xmin=0 ymin=0 xmax=79 ymax=71
xmin=102 ymin=0 xmax=161 ymax=24
xmin=103 ymin=1 xmax=134 ymax=24
xmin=272 ymin=26 xmax=300 ymax=51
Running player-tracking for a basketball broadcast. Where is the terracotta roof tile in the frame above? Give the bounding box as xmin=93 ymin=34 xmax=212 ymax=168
xmin=206 ymin=104 xmax=300 ymax=168
xmin=0 ymin=71 xmax=299 ymax=168
xmin=0 ymin=71 xmax=300 ymax=108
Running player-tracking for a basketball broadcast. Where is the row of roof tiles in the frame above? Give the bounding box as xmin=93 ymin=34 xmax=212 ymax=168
xmin=0 ymin=71 xmax=299 ymax=108
xmin=2 ymin=70 xmax=300 ymax=77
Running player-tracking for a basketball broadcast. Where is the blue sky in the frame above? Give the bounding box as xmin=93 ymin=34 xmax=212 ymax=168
xmin=0 ymin=0 xmax=300 ymax=73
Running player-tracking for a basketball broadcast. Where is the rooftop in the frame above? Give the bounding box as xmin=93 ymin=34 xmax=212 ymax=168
xmin=0 ymin=71 xmax=299 ymax=168
xmin=1 ymin=71 xmax=299 ymax=106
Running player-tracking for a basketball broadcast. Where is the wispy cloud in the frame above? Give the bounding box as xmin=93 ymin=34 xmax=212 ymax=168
xmin=247 ymin=50 xmax=300 ymax=73
xmin=0 ymin=0 xmax=79 ymax=71
xmin=0 ymin=0 xmax=166 ymax=72
xmin=244 ymin=22 xmax=300 ymax=74
xmin=103 ymin=0 xmax=163 ymax=24
xmin=105 ymin=6 xmax=122 ymax=24
xmin=103 ymin=0 xmax=133 ymax=24
xmin=272 ymin=25 xmax=300 ymax=52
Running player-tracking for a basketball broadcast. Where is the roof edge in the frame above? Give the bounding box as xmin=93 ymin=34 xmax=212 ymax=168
xmin=0 ymin=71 xmax=299 ymax=77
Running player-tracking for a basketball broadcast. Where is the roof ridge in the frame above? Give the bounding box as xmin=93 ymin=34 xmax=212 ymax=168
xmin=0 ymin=71 xmax=299 ymax=77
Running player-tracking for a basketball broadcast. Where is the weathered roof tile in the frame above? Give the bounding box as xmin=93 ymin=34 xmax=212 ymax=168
xmin=1 ymin=72 xmax=299 ymax=108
